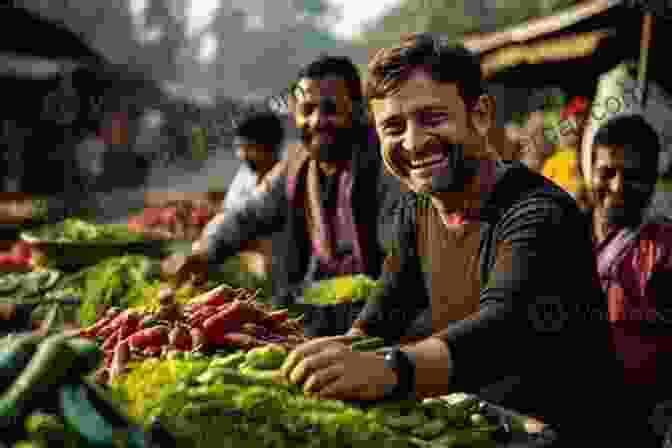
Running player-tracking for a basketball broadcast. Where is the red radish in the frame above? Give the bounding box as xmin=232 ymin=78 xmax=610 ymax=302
xmin=142 ymin=346 xmax=162 ymax=357
xmin=268 ymin=309 xmax=289 ymax=323
xmin=202 ymin=302 xmax=242 ymax=331
xmin=188 ymin=306 xmax=219 ymax=327
xmin=110 ymin=340 xmax=131 ymax=380
xmin=119 ymin=318 xmax=139 ymax=340
xmin=204 ymin=292 xmax=232 ymax=307
xmin=211 ymin=332 xmax=260 ymax=349
xmin=169 ymin=326 xmax=192 ymax=351
xmin=94 ymin=368 xmax=110 ymax=385
xmin=102 ymin=328 xmax=122 ymax=351
xmin=98 ymin=310 xmax=132 ymax=337
xmin=190 ymin=327 xmax=207 ymax=349
xmin=128 ymin=326 xmax=170 ymax=350
xmin=12 ymin=241 xmax=32 ymax=260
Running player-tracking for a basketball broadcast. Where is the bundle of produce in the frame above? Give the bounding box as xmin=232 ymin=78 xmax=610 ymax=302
xmin=43 ymin=255 xmax=160 ymax=327
xmin=0 ymin=269 xmax=61 ymax=299
xmin=302 ymin=275 xmax=383 ymax=337
xmin=0 ymin=323 xmax=173 ymax=448
xmin=302 ymin=274 xmax=383 ymax=305
xmin=109 ymin=338 xmax=551 ymax=448
xmin=127 ymin=202 xmax=216 ymax=241
xmin=80 ymin=285 xmax=307 ymax=385
xmin=22 ymin=219 xmax=145 ymax=244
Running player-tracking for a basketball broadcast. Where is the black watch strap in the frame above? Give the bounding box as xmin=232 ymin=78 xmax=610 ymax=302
xmin=383 ymin=348 xmax=417 ymax=400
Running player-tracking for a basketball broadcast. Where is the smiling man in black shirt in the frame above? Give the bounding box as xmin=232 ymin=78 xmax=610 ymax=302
xmin=280 ymin=33 xmax=623 ymax=447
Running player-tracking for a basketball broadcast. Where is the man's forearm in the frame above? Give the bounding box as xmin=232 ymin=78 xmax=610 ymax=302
xmin=403 ymin=337 xmax=453 ymax=400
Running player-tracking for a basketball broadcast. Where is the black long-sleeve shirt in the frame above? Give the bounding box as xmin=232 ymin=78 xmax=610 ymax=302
xmin=354 ymin=161 xmax=621 ymax=442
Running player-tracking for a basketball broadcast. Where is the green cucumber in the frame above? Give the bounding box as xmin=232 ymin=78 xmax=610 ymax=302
xmin=210 ymin=352 xmax=246 ymax=369
xmin=0 ymin=275 xmax=21 ymax=293
xmin=196 ymin=368 xmax=255 ymax=386
xmin=238 ymin=365 xmax=282 ymax=383
xmin=411 ymin=419 xmax=449 ymax=439
xmin=24 ymin=412 xmax=74 ymax=447
xmin=430 ymin=429 xmax=497 ymax=447
xmin=179 ymin=400 xmax=240 ymax=419
xmin=39 ymin=271 xmax=61 ymax=291
xmin=383 ymin=410 xmax=428 ymax=430
xmin=59 ymin=382 xmax=147 ymax=448
xmin=0 ymin=333 xmax=79 ymax=425
xmin=350 ymin=337 xmax=386 ymax=352
xmin=0 ymin=333 xmax=45 ymax=394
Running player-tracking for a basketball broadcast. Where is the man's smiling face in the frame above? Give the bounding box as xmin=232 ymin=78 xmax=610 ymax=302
xmin=292 ymin=76 xmax=355 ymax=163
xmin=370 ymin=69 xmax=491 ymax=194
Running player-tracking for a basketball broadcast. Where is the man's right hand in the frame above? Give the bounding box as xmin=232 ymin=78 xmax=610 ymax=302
xmin=161 ymin=251 xmax=210 ymax=286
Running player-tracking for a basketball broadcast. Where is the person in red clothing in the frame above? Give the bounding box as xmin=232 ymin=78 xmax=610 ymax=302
xmin=589 ymin=114 xmax=672 ymax=446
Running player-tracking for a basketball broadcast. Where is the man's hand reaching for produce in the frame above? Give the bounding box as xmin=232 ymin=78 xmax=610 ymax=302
xmin=280 ymin=336 xmax=398 ymax=401
xmin=161 ymin=251 xmax=209 ymax=286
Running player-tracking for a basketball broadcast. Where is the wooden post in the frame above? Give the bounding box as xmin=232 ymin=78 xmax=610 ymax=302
xmin=638 ymin=13 xmax=655 ymax=109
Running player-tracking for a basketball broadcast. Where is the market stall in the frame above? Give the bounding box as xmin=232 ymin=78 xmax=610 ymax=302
xmin=460 ymin=0 xmax=672 ymax=184
xmin=0 ymin=217 xmax=558 ymax=447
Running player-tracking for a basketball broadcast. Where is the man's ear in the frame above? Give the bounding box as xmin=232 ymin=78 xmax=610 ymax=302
xmin=469 ymin=94 xmax=495 ymax=138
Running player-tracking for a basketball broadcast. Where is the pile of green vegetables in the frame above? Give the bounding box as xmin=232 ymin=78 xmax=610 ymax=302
xmin=111 ymin=338 xmax=533 ymax=448
xmin=0 ymin=314 xmax=162 ymax=448
xmin=0 ymin=271 xmax=62 ymax=300
xmin=302 ymin=275 xmax=384 ymax=305
xmin=23 ymin=219 xmax=146 ymax=243
xmin=42 ymin=256 xmax=160 ymax=327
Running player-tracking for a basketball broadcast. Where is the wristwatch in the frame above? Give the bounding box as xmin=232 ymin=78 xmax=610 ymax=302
xmin=383 ymin=347 xmax=417 ymax=400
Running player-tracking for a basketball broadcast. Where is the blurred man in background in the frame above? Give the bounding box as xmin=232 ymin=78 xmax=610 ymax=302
xmin=164 ymin=55 xmax=387 ymax=308
xmin=193 ymin=110 xmax=286 ymax=275
xmin=589 ymin=114 xmax=672 ymax=447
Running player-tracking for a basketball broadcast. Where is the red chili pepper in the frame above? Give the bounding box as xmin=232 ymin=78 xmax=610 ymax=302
xmin=190 ymin=327 xmax=208 ymax=348
xmin=128 ymin=326 xmax=170 ymax=350
xmin=204 ymin=292 xmax=232 ymax=307
xmin=102 ymin=328 xmax=122 ymax=351
xmin=210 ymin=332 xmax=259 ymax=348
xmin=203 ymin=302 xmax=242 ymax=331
xmin=98 ymin=310 xmax=132 ymax=337
xmin=110 ymin=340 xmax=131 ymax=379
xmin=12 ymin=241 xmax=32 ymax=260
xmin=268 ymin=309 xmax=289 ymax=323
xmin=169 ymin=326 xmax=192 ymax=351
xmin=119 ymin=319 xmax=139 ymax=341
xmin=188 ymin=305 xmax=219 ymax=327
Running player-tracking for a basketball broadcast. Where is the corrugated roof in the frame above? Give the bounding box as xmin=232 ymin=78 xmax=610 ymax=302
xmin=461 ymin=0 xmax=622 ymax=54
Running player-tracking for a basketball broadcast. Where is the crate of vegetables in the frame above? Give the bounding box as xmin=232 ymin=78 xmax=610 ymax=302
xmin=20 ymin=218 xmax=176 ymax=270
xmin=301 ymin=275 xmax=383 ymax=337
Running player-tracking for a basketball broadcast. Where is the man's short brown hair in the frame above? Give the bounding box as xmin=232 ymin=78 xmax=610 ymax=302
xmin=365 ymin=33 xmax=484 ymax=108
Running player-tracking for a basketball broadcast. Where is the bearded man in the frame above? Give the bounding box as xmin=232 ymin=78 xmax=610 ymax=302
xmin=162 ymin=55 xmax=387 ymax=308
xmin=590 ymin=114 xmax=672 ymax=448
xmin=280 ymin=33 xmax=623 ymax=447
